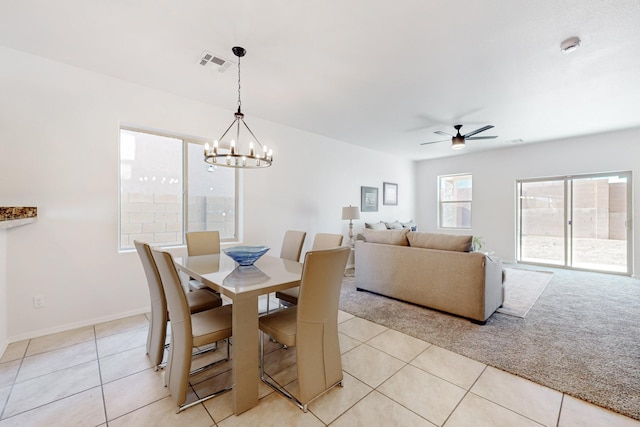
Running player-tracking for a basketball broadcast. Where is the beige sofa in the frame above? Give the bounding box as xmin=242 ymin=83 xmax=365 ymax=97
xmin=354 ymin=229 xmax=504 ymax=324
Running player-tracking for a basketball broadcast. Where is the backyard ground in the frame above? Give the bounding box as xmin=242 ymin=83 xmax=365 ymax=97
xmin=521 ymin=235 xmax=627 ymax=272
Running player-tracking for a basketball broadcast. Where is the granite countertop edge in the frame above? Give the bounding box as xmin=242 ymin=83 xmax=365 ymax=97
xmin=0 ymin=207 xmax=38 ymax=229
xmin=0 ymin=217 xmax=37 ymax=230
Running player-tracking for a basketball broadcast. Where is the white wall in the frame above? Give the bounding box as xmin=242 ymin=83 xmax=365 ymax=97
xmin=242 ymin=118 xmax=417 ymax=254
xmin=0 ymin=229 xmax=7 ymax=354
xmin=0 ymin=47 xmax=415 ymax=341
xmin=416 ymin=128 xmax=640 ymax=276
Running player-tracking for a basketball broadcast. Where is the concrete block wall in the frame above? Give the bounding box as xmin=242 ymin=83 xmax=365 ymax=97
xmin=521 ymin=180 xmax=626 ymax=240
xmin=120 ymin=192 xmax=182 ymax=249
xmin=188 ymin=196 xmax=235 ymax=238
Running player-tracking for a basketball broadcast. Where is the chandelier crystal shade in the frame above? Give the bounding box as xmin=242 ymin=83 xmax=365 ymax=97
xmin=204 ymin=46 xmax=272 ymax=169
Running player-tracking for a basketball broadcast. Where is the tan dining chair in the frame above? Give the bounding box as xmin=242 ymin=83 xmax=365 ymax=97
xmin=280 ymin=230 xmax=307 ymax=262
xmin=134 ymin=240 xmax=222 ymax=370
xmin=186 ymin=230 xmax=221 ymax=256
xmin=310 ymin=233 xmax=344 ymax=251
xmin=276 ymin=232 xmax=344 ymax=306
xmin=185 ymin=231 xmax=222 ymax=293
xmin=259 ymin=246 xmax=351 ymax=411
xmin=260 ymin=230 xmax=307 ymax=314
xmin=150 ymin=247 xmax=233 ymax=413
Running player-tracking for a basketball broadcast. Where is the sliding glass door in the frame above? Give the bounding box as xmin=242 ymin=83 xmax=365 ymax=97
xmin=569 ymin=174 xmax=630 ymax=272
xmin=518 ymin=179 xmax=566 ymax=266
xmin=517 ymin=172 xmax=632 ymax=274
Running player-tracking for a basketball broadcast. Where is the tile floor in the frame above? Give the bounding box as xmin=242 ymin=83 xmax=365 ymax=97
xmin=1 ymin=303 xmax=639 ymax=426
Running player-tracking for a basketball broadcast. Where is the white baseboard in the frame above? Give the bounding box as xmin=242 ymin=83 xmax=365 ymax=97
xmin=6 ymin=306 xmax=151 ymax=344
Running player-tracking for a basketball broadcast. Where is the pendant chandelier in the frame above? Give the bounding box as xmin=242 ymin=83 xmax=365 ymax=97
xmin=204 ymin=46 xmax=272 ymax=168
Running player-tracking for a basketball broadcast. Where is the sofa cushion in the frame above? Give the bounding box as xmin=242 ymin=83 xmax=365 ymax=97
xmin=384 ymin=221 xmax=404 ymax=230
xmin=407 ymin=232 xmax=472 ymax=252
xmin=365 ymin=222 xmax=387 ymax=230
xmin=362 ymin=229 xmax=409 ymax=246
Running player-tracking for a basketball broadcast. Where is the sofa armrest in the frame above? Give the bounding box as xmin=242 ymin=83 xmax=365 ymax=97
xmin=483 ymin=255 xmax=504 ymax=319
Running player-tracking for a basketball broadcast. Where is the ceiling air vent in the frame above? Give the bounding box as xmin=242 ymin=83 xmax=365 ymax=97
xmin=198 ymin=51 xmax=233 ymax=73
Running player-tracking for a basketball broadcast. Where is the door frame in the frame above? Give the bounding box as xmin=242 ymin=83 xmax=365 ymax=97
xmin=516 ymin=171 xmax=633 ymax=275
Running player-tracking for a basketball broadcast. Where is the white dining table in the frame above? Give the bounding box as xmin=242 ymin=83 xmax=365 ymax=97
xmin=173 ymin=253 xmax=302 ymax=415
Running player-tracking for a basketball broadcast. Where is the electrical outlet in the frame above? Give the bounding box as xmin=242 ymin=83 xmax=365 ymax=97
xmin=33 ymin=294 xmax=46 ymax=308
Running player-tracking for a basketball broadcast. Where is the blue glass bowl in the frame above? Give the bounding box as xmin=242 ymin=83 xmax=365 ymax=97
xmin=223 ymin=245 xmax=270 ymax=266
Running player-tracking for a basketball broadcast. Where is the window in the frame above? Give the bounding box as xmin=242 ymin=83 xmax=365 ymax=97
xmin=119 ymin=128 xmax=237 ymax=250
xmin=517 ymin=172 xmax=632 ymax=274
xmin=438 ymin=174 xmax=472 ymax=229
xmin=186 ymin=142 xmax=236 ymax=238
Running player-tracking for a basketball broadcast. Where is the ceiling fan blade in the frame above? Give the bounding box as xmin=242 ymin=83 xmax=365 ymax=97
xmin=434 ymin=131 xmax=453 ymax=137
xmin=463 ymin=125 xmax=494 ymax=138
xmin=420 ymin=139 xmax=449 ymax=146
xmin=466 ymin=136 xmax=498 ymax=140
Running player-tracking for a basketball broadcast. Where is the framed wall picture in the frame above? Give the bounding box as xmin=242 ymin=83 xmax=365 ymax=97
xmin=383 ymin=182 xmax=398 ymax=205
xmin=360 ymin=186 xmax=378 ymax=212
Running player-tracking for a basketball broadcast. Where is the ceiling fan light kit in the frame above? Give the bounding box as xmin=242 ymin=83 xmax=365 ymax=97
xmin=451 ymin=137 xmax=466 ymax=150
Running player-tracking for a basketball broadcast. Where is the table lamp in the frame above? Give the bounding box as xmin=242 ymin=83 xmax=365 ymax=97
xmin=342 ymin=205 xmax=360 ymax=247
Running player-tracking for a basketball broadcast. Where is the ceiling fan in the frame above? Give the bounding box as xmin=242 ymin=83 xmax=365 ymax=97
xmin=421 ymin=124 xmax=497 ymax=150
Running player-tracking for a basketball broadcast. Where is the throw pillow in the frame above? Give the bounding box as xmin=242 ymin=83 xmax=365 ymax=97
xmin=365 ymin=222 xmax=387 ymax=231
xmin=407 ymin=232 xmax=472 ymax=252
xmin=362 ymin=229 xmax=409 ymax=246
xmin=401 ymin=220 xmax=416 ymax=230
xmin=384 ymin=221 xmax=404 ymax=230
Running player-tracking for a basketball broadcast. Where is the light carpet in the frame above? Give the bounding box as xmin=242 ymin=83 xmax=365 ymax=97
xmin=339 ymin=265 xmax=640 ymax=421
xmin=496 ymin=267 xmax=553 ymax=317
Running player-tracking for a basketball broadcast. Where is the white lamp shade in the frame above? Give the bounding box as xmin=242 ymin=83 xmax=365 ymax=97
xmin=342 ymin=206 xmax=360 ymax=220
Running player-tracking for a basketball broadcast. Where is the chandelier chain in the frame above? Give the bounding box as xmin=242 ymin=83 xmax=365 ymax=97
xmin=237 ymin=55 xmax=241 ymax=111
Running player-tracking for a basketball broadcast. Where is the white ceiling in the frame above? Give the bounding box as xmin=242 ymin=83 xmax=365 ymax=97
xmin=2 ymin=0 xmax=640 ymax=160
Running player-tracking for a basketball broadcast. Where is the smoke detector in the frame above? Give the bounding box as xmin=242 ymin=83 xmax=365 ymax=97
xmin=560 ymin=37 xmax=581 ymax=54
xmin=198 ymin=51 xmax=234 ymax=72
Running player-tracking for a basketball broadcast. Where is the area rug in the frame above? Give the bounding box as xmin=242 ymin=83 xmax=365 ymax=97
xmin=339 ymin=266 xmax=640 ymax=421
xmin=496 ymin=268 xmax=553 ymax=317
